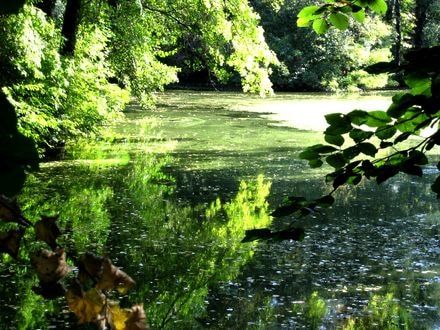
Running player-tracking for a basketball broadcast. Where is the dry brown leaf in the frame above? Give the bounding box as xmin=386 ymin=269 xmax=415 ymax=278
xmin=30 ymin=248 xmax=71 ymax=283
xmin=0 ymin=228 xmax=25 ymax=259
xmin=125 ymin=305 xmax=148 ymax=330
xmin=78 ymin=252 xmax=105 ymax=283
xmin=0 ymin=196 xmax=31 ymax=227
xmin=35 ymin=215 xmax=61 ymax=250
xmin=66 ymin=286 xmax=105 ymax=324
xmin=96 ymin=258 xmax=135 ymax=294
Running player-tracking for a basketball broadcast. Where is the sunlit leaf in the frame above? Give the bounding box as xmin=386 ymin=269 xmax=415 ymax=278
xmin=352 ymin=9 xmax=366 ymax=23
xmin=329 ymin=12 xmax=349 ymax=30
xmin=297 ymin=5 xmax=320 ymax=18
xmin=66 ymin=284 xmax=105 ymax=324
xmin=368 ymin=0 xmax=388 ymax=14
xmin=404 ymin=73 xmax=432 ymax=96
xmin=313 ymin=18 xmax=329 ymax=34
xmin=297 ymin=17 xmax=312 ymax=27
xmin=365 ymin=111 xmax=391 ymax=127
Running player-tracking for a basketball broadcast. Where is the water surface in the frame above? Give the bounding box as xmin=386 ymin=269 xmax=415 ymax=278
xmin=0 ymin=91 xmax=439 ymax=329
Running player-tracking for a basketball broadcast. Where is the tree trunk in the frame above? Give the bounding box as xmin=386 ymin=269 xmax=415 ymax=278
xmin=36 ymin=0 xmax=57 ymax=18
xmin=394 ymin=0 xmax=401 ymax=65
xmin=60 ymin=0 xmax=82 ymax=56
xmin=413 ymin=0 xmax=429 ymax=49
xmin=385 ymin=0 xmax=395 ymax=22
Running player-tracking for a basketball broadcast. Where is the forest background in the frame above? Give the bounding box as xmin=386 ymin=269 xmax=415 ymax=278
xmin=1 ymin=0 xmax=439 ymax=162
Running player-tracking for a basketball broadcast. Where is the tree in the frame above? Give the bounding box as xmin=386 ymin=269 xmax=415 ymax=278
xmin=243 ymin=0 xmax=440 ymax=242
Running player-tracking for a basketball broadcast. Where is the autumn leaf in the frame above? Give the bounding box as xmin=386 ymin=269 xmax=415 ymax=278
xmin=31 ymin=248 xmax=71 ymax=283
xmin=35 ymin=215 xmax=61 ymax=250
xmin=79 ymin=253 xmax=135 ymax=294
xmin=125 ymin=305 xmax=148 ymax=330
xmin=108 ymin=304 xmax=131 ymax=330
xmin=79 ymin=252 xmax=105 ymax=283
xmin=66 ymin=283 xmax=106 ymax=324
xmin=0 ymin=228 xmax=25 ymax=259
xmin=0 ymin=195 xmax=31 ymax=227
xmin=96 ymin=258 xmax=135 ymax=294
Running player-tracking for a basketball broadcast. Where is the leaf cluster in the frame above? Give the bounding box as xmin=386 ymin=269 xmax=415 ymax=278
xmin=297 ymin=0 xmax=387 ymax=34
xmin=0 ymin=195 xmax=147 ymax=329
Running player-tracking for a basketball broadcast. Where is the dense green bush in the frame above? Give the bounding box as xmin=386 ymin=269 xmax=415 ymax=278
xmin=0 ymin=5 xmax=129 ymax=154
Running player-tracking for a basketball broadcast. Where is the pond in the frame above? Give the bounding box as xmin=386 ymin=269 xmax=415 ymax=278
xmin=1 ymin=91 xmax=439 ymax=329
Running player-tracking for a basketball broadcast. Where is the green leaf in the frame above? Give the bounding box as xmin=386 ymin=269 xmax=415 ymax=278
xmin=352 ymin=9 xmax=366 ymax=23
xmin=297 ymin=17 xmax=312 ymax=27
xmin=297 ymin=5 xmax=320 ymax=18
xmin=404 ymin=73 xmax=432 ymax=96
xmin=349 ymin=128 xmax=373 ymax=143
xmin=309 ymin=159 xmax=323 ymax=168
xmin=325 ymin=113 xmax=345 ymax=126
xmin=361 ymin=160 xmax=378 ymax=178
xmin=313 ymin=18 xmax=329 ymax=34
xmin=375 ymin=125 xmax=397 ymax=140
xmin=358 ymin=142 xmax=377 ymax=157
xmin=409 ymin=150 xmax=428 ymax=165
xmin=312 ymin=144 xmax=338 ymax=154
xmin=325 ymin=113 xmax=352 ymax=134
xmin=394 ymin=132 xmax=411 ymax=144
xmin=326 ymin=153 xmax=346 ymax=169
xmin=365 ymin=111 xmax=391 ymax=127
xmin=332 ymin=172 xmax=350 ymax=189
xmin=376 ymin=165 xmax=399 ymax=184
xmin=347 ymin=110 xmax=369 ymax=125
xmin=368 ymin=0 xmax=388 ymax=14
xmin=348 ymin=174 xmax=362 ymax=185
xmin=343 ymin=146 xmax=361 ymax=159
xmin=329 ymin=12 xmax=349 ymax=30
xmin=299 ymin=149 xmax=319 ymax=160
xmin=325 ymin=134 xmax=344 ymax=146
xmin=380 ymin=141 xmax=393 ymax=148
xmin=387 ymin=93 xmax=419 ymax=118
xmin=401 ymin=165 xmax=423 ymax=177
